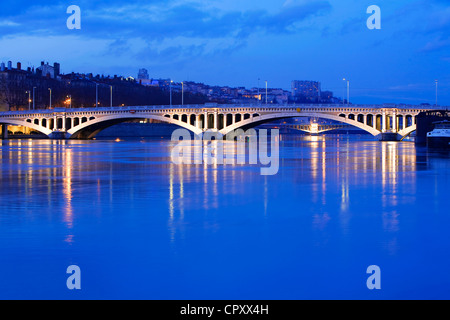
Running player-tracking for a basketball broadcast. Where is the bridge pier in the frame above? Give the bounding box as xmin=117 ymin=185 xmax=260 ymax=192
xmin=378 ymin=132 xmax=401 ymax=141
xmin=48 ymin=131 xmax=70 ymax=139
xmin=1 ymin=124 xmax=8 ymax=139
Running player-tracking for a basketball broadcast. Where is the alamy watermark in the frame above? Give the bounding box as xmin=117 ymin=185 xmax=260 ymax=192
xmin=67 ymin=5 xmax=81 ymax=30
xmin=66 ymin=265 xmax=81 ymax=290
xmin=367 ymin=5 xmax=381 ymax=30
xmin=171 ymin=128 xmax=280 ymax=176
xmin=366 ymin=265 xmax=381 ymax=290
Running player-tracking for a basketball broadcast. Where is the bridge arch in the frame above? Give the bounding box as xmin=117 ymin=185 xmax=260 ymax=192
xmin=219 ymin=112 xmax=381 ymax=136
xmin=0 ymin=119 xmax=53 ymax=136
xmin=398 ymin=125 xmax=416 ymax=139
xmin=67 ymin=113 xmax=203 ymax=139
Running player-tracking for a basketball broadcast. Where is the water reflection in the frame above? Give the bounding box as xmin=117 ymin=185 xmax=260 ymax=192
xmin=163 ymin=135 xmax=425 ymax=245
xmin=1 ymin=135 xmax=450 ymax=299
xmin=63 ymin=148 xmax=74 ymax=243
xmin=0 ymin=139 xmax=100 ymax=245
xmin=289 ymin=137 xmax=420 ymax=240
xmin=0 ymin=135 xmax=444 ymax=249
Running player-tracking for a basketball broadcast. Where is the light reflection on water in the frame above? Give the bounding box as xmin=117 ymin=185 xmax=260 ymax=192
xmin=0 ymin=135 xmax=449 ymax=299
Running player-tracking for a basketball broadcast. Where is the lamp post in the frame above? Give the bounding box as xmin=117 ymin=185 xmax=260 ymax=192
xmin=181 ymin=81 xmax=184 ymax=106
xmin=25 ymin=91 xmax=31 ymax=110
xmin=170 ymin=80 xmax=173 ymax=106
xmin=32 ymin=87 xmax=36 ymax=110
xmin=67 ymin=95 xmax=72 ymax=109
xmin=343 ymin=78 xmax=349 ymax=105
xmin=48 ymin=88 xmax=52 ymax=109
xmin=435 ymin=79 xmax=438 ymax=107
xmin=265 ymin=80 xmax=268 ymax=105
xmin=110 ymin=85 xmax=113 ymax=108
xmin=95 ymin=83 xmax=99 ymax=108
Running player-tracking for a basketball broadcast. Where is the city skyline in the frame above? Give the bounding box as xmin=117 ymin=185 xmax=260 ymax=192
xmin=1 ymin=58 xmax=343 ymax=110
xmin=0 ymin=0 xmax=449 ymax=105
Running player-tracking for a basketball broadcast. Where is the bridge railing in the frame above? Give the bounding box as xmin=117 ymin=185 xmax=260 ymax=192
xmin=0 ymin=103 xmax=444 ymax=116
xmin=0 ymin=104 xmax=216 ymax=116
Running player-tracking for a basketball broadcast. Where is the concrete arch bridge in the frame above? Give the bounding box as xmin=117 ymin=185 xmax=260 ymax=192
xmin=0 ymin=104 xmax=429 ymax=141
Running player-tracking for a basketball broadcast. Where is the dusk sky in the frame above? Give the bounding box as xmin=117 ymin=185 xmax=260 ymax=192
xmin=1 ymin=0 xmax=449 ymax=105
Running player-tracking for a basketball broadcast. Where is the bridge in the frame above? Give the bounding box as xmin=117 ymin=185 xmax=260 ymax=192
xmin=0 ymin=104 xmax=432 ymax=140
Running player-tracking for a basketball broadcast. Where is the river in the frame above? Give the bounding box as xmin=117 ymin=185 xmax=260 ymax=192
xmin=0 ymin=133 xmax=449 ymax=299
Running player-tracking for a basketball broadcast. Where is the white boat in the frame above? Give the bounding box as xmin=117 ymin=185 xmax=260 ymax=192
xmin=427 ymin=120 xmax=450 ymax=148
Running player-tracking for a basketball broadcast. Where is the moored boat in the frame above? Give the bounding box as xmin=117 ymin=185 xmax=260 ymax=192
xmin=427 ymin=120 xmax=450 ymax=148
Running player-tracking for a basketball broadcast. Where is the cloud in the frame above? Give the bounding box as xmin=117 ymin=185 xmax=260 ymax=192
xmin=0 ymin=1 xmax=332 ymax=44
xmin=420 ymin=37 xmax=450 ymax=53
xmin=0 ymin=20 xmax=20 ymax=27
xmin=388 ymin=83 xmax=427 ymax=91
xmin=0 ymin=0 xmax=333 ymax=72
xmin=386 ymin=0 xmax=450 ymax=53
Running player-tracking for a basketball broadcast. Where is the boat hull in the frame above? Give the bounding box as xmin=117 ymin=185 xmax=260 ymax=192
xmin=427 ymin=136 xmax=450 ymax=148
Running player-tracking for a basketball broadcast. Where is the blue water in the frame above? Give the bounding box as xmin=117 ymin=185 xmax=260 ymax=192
xmin=0 ymin=134 xmax=449 ymax=300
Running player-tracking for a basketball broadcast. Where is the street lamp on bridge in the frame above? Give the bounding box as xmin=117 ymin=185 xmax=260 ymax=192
xmin=265 ymin=80 xmax=268 ymax=105
xmin=95 ymin=83 xmax=99 ymax=108
xmin=48 ymin=88 xmax=52 ymax=109
xmin=435 ymin=79 xmax=438 ymax=107
xmin=25 ymin=91 xmax=31 ymax=110
xmin=343 ymin=78 xmax=349 ymax=105
xmin=170 ymin=80 xmax=173 ymax=107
